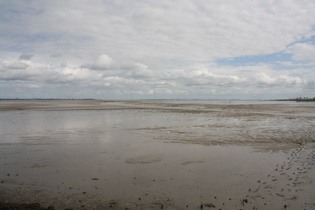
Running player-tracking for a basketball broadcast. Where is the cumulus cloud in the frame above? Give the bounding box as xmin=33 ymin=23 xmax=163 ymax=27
xmin=81 ymin=54 xmax=115 ymax=70
xmin=126 ymin=63 xmax=154 ymax=78
xmin=255 ymin=72 xmax=303 ymax=87
xmin=0 ymin=53 xmax=313 ymax=99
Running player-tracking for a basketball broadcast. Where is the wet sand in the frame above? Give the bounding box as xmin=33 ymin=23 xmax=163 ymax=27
xmin=0 ymin=100 xmax=314 ymax=209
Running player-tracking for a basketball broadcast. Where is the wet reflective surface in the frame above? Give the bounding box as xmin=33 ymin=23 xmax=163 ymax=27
xmin=0 ymin=100 xmax=314 ymax=209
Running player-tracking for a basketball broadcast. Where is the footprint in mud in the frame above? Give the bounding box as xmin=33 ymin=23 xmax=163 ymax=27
xmin=247 ymin=144 xmax=314 ymax=205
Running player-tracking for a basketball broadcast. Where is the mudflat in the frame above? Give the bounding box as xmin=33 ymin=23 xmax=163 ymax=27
xmin=0 ymin=100 xmax=314 ymax=209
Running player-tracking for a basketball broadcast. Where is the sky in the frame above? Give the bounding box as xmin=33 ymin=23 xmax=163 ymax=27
xmin=0 ymin=0 xmax=315 ymax=100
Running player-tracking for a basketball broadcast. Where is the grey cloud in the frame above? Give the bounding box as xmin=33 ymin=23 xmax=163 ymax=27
xmin=7 ymin=62 xmax=28 ymax=69
xmin=50 ymin=53 xmax=63 ymax=58
xmin=305 ymin=80 xmax=315 ymax=90
xmin=19 ymin=54 xmax=34 ymax=60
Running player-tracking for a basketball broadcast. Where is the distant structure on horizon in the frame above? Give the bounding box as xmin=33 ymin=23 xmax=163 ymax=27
xmin=288 ymin=97 xmax=315 ymax=102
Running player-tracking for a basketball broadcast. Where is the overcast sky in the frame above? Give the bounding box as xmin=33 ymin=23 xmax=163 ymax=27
xmin=1 ymin=0 xmax=315 ymax=99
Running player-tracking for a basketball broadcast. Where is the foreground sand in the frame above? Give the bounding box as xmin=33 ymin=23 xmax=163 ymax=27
xmin=0 ymin=100 xmax=314 ymax=209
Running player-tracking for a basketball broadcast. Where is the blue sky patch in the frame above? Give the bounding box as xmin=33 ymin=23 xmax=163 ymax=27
xmin=216 ymin=52 xmax=292 ymax=66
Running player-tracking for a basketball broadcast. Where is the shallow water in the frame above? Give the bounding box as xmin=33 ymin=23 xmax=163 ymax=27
xmin=0 ymin=100 xmax=314 ymax=209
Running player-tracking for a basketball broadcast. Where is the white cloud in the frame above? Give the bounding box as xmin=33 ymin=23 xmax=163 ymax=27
xmin=81 ymin=54 xmax=115 ymax=70
xmin=0 ymin=53 xmax=313 ymax=99
xmin=127 ymin=63 xmax=154 ymax=78
xmin=2 ymin=0 xmax=315 ymax=62
xmin=285 ymin=42 xmax=315 ymax=62
xmin=255 ymin=72 xmax=304 ymax=86
xmin=0 ymin=0 xmax=315 ymax=99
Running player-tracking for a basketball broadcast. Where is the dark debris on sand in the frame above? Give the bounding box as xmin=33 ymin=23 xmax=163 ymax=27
xmin=0 ymin=202 xmax=72 ymax=210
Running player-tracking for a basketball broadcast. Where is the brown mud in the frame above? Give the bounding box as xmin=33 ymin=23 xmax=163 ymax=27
xmin=0 ymin=100 xmax=314 ymax=209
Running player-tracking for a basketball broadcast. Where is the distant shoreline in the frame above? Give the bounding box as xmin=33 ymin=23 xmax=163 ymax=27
xmin=0 ymin=98 xmax=97 ymax=101
xmin=274 ymin=98 xmax=315 ymax=102
xmin=1 ymin=98 xmax=314 ymax=102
